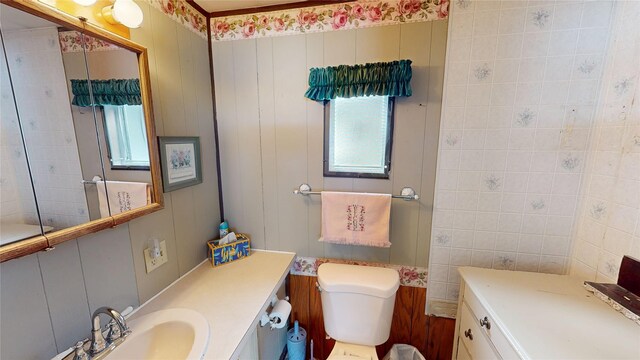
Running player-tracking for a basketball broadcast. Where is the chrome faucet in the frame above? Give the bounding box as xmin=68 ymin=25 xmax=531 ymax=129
xmin=89 ymin=307 xmax=130 ymax=355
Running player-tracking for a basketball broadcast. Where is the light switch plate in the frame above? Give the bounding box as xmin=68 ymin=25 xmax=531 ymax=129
xmin=144 ymin=240 xmax=168 ymax=273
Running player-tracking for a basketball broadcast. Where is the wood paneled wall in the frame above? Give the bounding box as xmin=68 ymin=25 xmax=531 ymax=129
xmin=288 ymin=275 xmax=455 ymax=360
xmin=212 ymin=21 xmax=448 ymax=267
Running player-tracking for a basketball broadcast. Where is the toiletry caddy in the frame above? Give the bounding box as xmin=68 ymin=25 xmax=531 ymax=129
xmin=207 ymin=233 xmax=251 ymax=267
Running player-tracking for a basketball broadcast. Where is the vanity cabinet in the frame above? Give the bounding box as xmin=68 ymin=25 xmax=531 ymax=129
xmin=452 ymin=267 xmax=640 ymax=360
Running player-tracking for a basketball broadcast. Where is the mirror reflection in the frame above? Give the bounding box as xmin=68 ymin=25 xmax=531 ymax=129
xmin=63 ymin=32 xmax=152 ymax=219
xmin=0 ymin=4 xmax=154 ymax=246
xmin=0 ymin=31 xmax=45 ymax=245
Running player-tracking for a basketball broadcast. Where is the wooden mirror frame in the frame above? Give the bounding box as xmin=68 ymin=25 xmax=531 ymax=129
xmin=0 ymin=0 xmax=164 ymax=262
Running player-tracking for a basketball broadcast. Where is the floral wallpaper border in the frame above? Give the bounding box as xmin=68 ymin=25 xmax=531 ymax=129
xmin=211 ymin=0 xmax=449 ymax=41
xmin=150 ymin=0 xmax=208 ymax=39
xmin=291 ymin=256 xmax=428 ymax=288
xmin=58 ymin=31 xmax=121 ymax=53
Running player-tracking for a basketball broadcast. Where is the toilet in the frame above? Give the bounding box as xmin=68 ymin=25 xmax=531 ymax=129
xmin=317 ymin=263 xmax=400 ymax=360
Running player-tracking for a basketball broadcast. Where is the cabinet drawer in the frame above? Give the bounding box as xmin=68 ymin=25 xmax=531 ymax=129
xmin=459 ymin=302 xmax=499 ymax=359
xmin=457 ymin=338 xmax=472 ymax=360
xmin=464 ymin=288 xmax=519 ymax=359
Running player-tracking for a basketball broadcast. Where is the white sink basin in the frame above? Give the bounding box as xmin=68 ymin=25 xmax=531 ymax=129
xmin=107 ymin=308 xmax=209 ymax=360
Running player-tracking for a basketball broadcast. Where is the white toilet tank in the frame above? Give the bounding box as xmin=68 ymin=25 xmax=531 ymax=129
xmin=317 ymin=263 xmax=400 ymax=346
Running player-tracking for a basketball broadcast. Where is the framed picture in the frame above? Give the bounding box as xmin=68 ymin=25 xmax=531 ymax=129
xmin=158 ymin=136 xmax=202 ymax=192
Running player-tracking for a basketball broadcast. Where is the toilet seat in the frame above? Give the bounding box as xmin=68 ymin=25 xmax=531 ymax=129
xmin=327 ymin=341 xmax=379 ymax=360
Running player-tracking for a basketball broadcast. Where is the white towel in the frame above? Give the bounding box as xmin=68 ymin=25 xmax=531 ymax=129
xmin=96 ymin=180 xmax=149 ymax=217
xmin=320 ymin=191 xmax=392 ymax=247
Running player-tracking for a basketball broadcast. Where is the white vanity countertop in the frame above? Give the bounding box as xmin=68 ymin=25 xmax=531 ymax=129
xmin=129 ymin=250 xmax=295 ymax=360
xmin=458 ymin=267 xmax=640 ymax=360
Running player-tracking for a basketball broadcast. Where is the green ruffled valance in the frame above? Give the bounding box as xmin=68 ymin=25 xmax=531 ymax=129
xmin=304 ymin=60 xmax=412 ymax=101
xmin=71 ymin=78 xmax=141 ymax=107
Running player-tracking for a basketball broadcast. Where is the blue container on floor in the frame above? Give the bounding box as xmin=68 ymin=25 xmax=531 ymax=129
xmin=287 ymin=321 xmax=306 ymax=360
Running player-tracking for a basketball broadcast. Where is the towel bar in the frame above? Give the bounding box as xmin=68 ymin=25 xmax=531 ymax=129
xmin=293 ymin=183 xmax=419 ymax=201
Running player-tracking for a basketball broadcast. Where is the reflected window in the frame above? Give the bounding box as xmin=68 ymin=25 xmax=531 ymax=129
xmin=102 ymin=105 xmax=149 ymax=169
xmin=324 ymin=96 xmax=394 ymax=178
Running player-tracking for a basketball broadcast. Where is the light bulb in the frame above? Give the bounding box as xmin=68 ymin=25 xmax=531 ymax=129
xmin=102 ymin=0 xmax=144 ymax=29
xmin=73 ymin=0 xmax=97 ymax=5
xmin=113 ymin=0 xmax=143 ymax=28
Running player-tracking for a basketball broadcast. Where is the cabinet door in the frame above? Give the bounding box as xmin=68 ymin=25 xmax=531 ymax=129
xmin=457 ymin=338 xmax=473 ymax=360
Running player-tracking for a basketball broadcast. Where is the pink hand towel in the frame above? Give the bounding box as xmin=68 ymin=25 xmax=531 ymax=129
xmin=320 ymin=191 xmax=392 ymax=247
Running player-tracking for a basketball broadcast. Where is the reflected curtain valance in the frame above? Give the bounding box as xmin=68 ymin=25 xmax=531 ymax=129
xmin=71 ymin=78 xmax=141 ymax=106
xmin=304 ymin=59 xmax=412 ymax=101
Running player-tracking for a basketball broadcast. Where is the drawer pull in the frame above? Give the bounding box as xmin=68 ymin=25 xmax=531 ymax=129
xmin=464 ymin=329 xmax=473 ymax=340
xmin=479 ymin=317 xmax=491 ymax=330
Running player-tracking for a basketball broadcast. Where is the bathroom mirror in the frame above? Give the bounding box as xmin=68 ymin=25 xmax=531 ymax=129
xmin=0 ymin=0 xmax=163 ymax=262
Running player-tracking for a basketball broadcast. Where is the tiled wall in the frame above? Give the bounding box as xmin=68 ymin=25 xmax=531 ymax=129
xmin=212 ymin=21 xmax=447 ymax=267
xmin=3 ymin=27 xmax=89 ymax=229
xmin=427 ymin=0 xmax=614 ymax=309
xmin=570 ymin=0 xmax=640 ymax=282
xmin=0 ymin=39 xmax=38 ymax=225
xmin=0 ymin=2 xmax=220 ymax=358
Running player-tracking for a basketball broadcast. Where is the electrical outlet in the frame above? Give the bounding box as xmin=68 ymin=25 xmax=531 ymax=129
xmin=144 ymin=240 xmax=168 ymax=273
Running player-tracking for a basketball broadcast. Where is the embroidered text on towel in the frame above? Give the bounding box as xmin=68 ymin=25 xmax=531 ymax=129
xmin=346 ymin=204 xmax=365 ymax=231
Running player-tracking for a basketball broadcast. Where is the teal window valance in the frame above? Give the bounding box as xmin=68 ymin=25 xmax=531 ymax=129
xmin=71 ymin=78 xmax=141 ymax=107
xmin=304 ymin=60 xmax=412 ymax=101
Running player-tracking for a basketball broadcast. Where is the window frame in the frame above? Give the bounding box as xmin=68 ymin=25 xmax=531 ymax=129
xmin=323 ymin=96 xmax=395 ymax=179
xmin=101 ymin=105 xmax=151 ymax=171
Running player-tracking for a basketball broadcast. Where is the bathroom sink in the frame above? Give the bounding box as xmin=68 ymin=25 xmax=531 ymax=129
xmin=106 ymin=308 xmax=209 ymax=360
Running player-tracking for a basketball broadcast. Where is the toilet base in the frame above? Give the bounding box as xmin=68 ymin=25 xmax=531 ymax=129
xmin=327 ymin=341 xmax=379 ymax=360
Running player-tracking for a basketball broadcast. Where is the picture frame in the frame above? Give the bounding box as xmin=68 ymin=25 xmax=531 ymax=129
xmin=158 ymin=136 xmax=202 ymax=192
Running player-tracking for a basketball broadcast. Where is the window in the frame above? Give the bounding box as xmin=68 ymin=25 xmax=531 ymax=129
xmin=324 ymin=96 xmax=394 ymax=178
xmin=102 ymin=105 xmax=149 ymax=170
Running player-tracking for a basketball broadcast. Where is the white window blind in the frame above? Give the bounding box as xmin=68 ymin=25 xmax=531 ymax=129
xmin=328 ymin=96 xmax=390 ymax=175
xmin=103 ymin=105 xmax=149 ymax=168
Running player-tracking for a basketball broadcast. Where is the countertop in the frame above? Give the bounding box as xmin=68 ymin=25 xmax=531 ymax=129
xmin=129 ymin=250 xmax=296 ymax=359
xmin=458 ymin=267 xmax=640 ymax=359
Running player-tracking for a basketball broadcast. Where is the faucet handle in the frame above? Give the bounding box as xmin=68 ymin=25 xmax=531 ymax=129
xmin=73 ymin=341 xmax=89 ymax=360
xmin=106 ymin=320 xmax=121 ymax=342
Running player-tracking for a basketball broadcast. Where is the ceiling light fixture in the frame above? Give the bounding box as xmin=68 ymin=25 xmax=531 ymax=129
xmin=102 ymin=0 xmax=143 ymax=29
xmin=73 ymin=0 xmax=97 ymax=5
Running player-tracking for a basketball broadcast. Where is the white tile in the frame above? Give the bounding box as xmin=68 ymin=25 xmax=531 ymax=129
xmin=496 ymin=232 xmax=520 ymax=252
xmin=452 ymin=229 xmax=475 ymax=248
xmin=521 ymin=32 xmax=550 ymax=57
xmin=482 ymin=149 xmax=508 ymax=170
xmin=455 ymin=191 xmax=480 ymax=211
xmin=478 ymin=192 xmax=502 ymax=212
xmin=540 ymin=81 xmax=570 ymax=105
xmin=581 ymin=1 xmax=614 ymax=28
xmin=493 ymin=252 xmax=517 ymax=270
xmin=474 ymin=10 xmax=501 ymax=35
xmin=501 ymin=193 xmax=527 ymax=213
xmin=522 ymin=214 xmax=547 ymax=234
xmin=503 ymin=172 xmax=529 ymax=192
xmin=548 ymin=30 xmax=579 ymax=56
xmin=467 ymin=84 xmax=493 ymax=106
xmin=546 ymin=216 xmax=574 ymax=236
xmin=431 ymin=246 xmax=451 ymax=265
xmin=449 ymin=37 xmax=472 ymax=62
xmin=576 ymin=28 xmax=609 ymax=54
xmin=515 ymin=82 xmax=543 ymax=105
xmin=460 ymin=150 xmax=484 ymax=170
xmin=548 ymin=195 xmax=578 ymax=216
xmin=499 ymin=7 xmax=527 ymax=34
xmin=476 ymin=212 xmax=499 ymax=231
xmin=491 ymin=83 xmax=517 ymax=106
xmin=518 ymin=58 xmax=547 ymax=82
xmin=498 ymin=213 xmax=523 ymax=232
xmin=507 ymin=151 xmax=533 ymax=171
xmin=519 ymin=234 xmax=543 ymax=253
xmin=471 ymin=36 xmax=498 ymax=61
xmin=552 ymin=2 xmax=583 ymax=30
xmin=497 ymin=34 xmax=524 ymax=59
xmin=516 ymin=253 xmax=540 ymax=271
xmin=452 ymin=12 xmax=475 ymax=38
xmin=494 ymin=60 xmax=520 ymax=83
xmin=552 ymin=173 xmax=581 ymax=195
xmin=450 ymin=248 xmax=473 ymax=266
xmin=453 ymin=211 xmax=477 ymax=230
xmin=471 ymin=250 xmax=495 ymax=267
